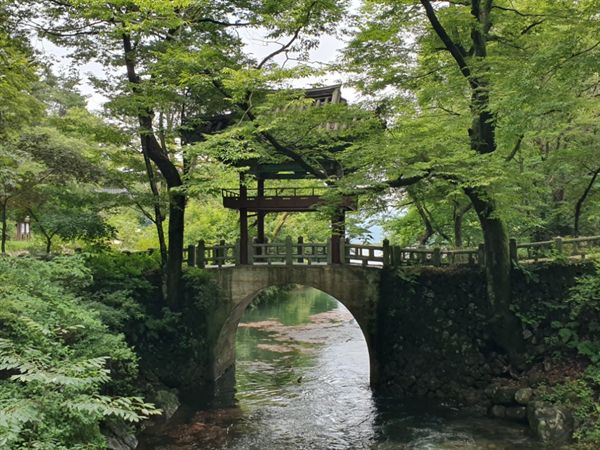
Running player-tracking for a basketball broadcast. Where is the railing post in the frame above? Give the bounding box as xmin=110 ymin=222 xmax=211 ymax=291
xmin=285 ymin=236 xmax=293 ymax=266
xmin=248 ymin=238 xmax=254 ymax=265
xmin=478 ymin=243 xmax=486 ymax=269
xmin=297 ymin=236 xmax=304 ymax=264
xmin=382 ymin=239 xmax=390 ymax=267
xmin=187 ymin=244 xmax=195 ymax=267
xmin=219 ymin=239 xmax=226 ymax=266
xmin=418 ymin=245 xmax=427 ymax=264
xmin=391 ymin=245 xmax=401 ymax=266
xmin=341 ymin=238 xmax=349 ymax=265
xmin=554 ymin=237 xmax=563 ymax=255
xmin=432 ymin=247 xmax=441 ymax=267
xmin=197 ymin=240 xmax=205 ymax=268
xmin=326 ymin=238 xmax=333 ymax=265
xmin=509 ymin=238 xmax=517 ymax=263
xmin=213 ymin=244 xmax=219 ymax=267
xmin=234 ymin=239 xmax=240 ymax=266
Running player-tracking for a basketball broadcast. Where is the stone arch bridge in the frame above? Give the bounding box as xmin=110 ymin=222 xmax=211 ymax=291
xmin=208 ymin=265 xmax=381 ymax=385
xmin=185 ymin=235 xmax=600 ymax=388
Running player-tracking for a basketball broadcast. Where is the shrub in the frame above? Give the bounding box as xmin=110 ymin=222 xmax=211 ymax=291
xmin=0 ymin=256 xmax=159 ymax=449
xmin=541 ymin=259 xmax=600 ymax=446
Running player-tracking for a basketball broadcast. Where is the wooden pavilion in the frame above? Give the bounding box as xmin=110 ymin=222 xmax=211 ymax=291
xmin=220 ymin=85 xmax=357 ymax=264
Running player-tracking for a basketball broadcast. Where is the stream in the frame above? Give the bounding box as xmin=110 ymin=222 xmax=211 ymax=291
xmin=139 ymin=286 xmax=550 ymax=449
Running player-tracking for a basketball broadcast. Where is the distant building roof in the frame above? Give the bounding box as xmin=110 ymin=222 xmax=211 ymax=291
xmin=304 ymin=84 xmax=346 ymax=105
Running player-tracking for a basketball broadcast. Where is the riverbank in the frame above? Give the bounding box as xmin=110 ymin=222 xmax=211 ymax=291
xmin=376 ymin=261 xmax=600 ymax=448
xmin=2 ymin=253 xmax=599 ymax=449
xmin=137 ymin=287 xmax=548 ymax=449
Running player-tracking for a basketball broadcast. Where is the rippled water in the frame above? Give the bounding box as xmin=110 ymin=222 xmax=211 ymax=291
xmin=139 ymin=286 xmax=551 ymax=450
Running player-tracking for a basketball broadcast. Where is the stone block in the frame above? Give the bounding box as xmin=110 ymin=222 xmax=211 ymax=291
xmin=514 ymin=387 xmax=533 ymax=405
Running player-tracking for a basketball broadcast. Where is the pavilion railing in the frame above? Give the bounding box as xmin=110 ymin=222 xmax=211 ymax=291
xmin=222 ymin=187 xmax=330 ymax=199
xmin=182 ymin=235 xmax=600 ymax=269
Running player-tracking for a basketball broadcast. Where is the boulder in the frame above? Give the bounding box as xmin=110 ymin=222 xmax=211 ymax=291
xmin=489 ymin=405 xmax=506 ymax=419
xmin=154 ymin=389 xmax=180 ymax=421
xmin=527 ymin=401 xmax=573 ymax=444
xmin=491 ymin=386 xmax=518 ymax=405
xmin=104 ymin=422 xmax=138 ymax=450
xmin=514 ymin=388 xmax=533 ymax=405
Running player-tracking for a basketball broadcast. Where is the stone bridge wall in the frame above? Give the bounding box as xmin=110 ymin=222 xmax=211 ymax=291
xmin=376 ymin=262 xmax=594 ymax=402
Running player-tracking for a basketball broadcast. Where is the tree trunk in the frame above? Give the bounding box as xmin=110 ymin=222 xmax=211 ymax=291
xmin=466 ymin=190 xmax=524 ymax=359
xmin=453 ymin=202 xmax=471 ymax=248
xmin=123 ymin=34 xmax=185 ymax=308
xmin=466 ymin=75 xmax=526 ymax=360
xmin=138 ymin=115 xmax=185 ymax=309
xmin=453 ymin=211 xmax=463 ymax=248
xmin=420 ymin=0 xmax=525 ymax=362
xmin=142 ymin=148 xmax=169 ymax=300
xmin=166 ymin=191 xmax=185 ymax=305
xmin=574 ymin=168 xmax=600 ymax=236
xmin=1 ymin=199 xmax=7 ymax=254
xmin=415 ymin=201 xmax=434 ymax=245
xmin=272 ymin=212 xmax=290 ymax=240
xmin=45 ymin=236 xmax=52 ymax=254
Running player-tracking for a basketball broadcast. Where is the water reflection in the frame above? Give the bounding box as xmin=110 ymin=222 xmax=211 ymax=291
xmin=229 ymin=286 xmax=375 ymax=449
xmin=139 ymin=286 xmax=550 ymax=450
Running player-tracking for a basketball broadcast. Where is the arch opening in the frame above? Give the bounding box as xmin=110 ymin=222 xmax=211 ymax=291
xmin=210 ymin=265 xmax=381 ymax=392
xmin=227 ymin=285 xmax=376 ymax=446
xmin=235 ymin=284 xmax=371 ymax=380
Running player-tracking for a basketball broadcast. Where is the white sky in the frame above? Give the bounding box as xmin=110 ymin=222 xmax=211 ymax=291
xmin=32 ymin=3 xmax=361 ymax=112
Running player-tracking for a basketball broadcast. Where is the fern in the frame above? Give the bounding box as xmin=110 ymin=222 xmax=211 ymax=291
xmin=0 ymin=256 xmax=159 ymax=448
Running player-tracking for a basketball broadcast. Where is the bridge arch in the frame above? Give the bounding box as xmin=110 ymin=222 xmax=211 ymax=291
xmin=209 ymin=265 xmax=381 ymax=387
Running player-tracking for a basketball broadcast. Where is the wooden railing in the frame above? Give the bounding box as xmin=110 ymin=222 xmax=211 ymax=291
xmin=222 ymin=187 xmax=330 ymax=199
xmin=514 ymin=235 xmax=600 ymax=263
xmin=182 ymin=235 xmax=600 ymax=269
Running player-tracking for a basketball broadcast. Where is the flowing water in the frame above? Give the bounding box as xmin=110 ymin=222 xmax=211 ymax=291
xmin=139 ymin=286 xmax=552 ymax=450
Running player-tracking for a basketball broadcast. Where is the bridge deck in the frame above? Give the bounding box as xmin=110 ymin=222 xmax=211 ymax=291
xmin=183 ymin=235 xmax=600 ymax=269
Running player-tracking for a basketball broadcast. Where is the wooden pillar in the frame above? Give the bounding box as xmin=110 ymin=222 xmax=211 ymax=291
xmin=239 ymin=173 xmax=249 ymax=264
xmin=256 ymin=178 xmax=265 ymax=255
xmin=478 ymin=243 xmax=486 ymax=269
xmin=331 ymin=208 xmax=345 ymax=264
xmin=234 ymin=239 xmax=241 ymax=265
xmin=382 ymin=239 xmax=390 ymax=267
xmin=432 ymin=247 xmax=441 ymax=267
xmin=285 ymin=236 xmax=293 ymax=265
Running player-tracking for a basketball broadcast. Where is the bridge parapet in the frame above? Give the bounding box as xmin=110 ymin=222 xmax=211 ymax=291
xmin=182 ymin=235 xmax=600 ymax=269
xmin=184 ymin=236 xmax=389 ymax=268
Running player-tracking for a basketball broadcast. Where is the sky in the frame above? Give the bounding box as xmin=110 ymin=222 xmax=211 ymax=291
xmin=32 ymin=2 xmax=361 ymax=112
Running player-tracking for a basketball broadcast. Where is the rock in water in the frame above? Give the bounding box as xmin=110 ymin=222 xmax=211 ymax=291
xmin=527 ymin=401 xmax=574 ymax=444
